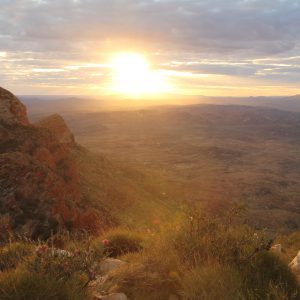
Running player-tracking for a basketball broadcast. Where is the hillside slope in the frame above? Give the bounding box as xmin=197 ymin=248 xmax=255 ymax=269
xmin=0 ymin=87 xmax=177 ymax=239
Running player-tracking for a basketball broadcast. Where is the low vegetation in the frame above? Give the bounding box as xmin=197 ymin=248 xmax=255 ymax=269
xmin=1 ymin=206 xmax=299 ymax=300
xmin=101 ymin=227 xmax=144 ymax=257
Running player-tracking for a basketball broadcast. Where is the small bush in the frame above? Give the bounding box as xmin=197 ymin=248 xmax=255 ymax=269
xmin=101 ymin=228 xmax=144 ymax=257
xmin=26 ymin=243 xmax=102 ymax=282
xmin=0 ymin=242 xmax=34 ymax=271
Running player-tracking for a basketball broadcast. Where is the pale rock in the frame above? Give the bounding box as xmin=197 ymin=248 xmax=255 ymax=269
xmin=54 ymin=249 xmax=73 ymax=258
xmin=270 ymin=244 xmax=282 ymax=254
xmin=89 ymin=275 xmax=109 ymax=288
xmin=289 ymin=251 xmax=300 ymax=275
xmin=101 ymin=293 xmax=128 ymax=300
xmin=99 ymin=258 xmax=126 ymax=274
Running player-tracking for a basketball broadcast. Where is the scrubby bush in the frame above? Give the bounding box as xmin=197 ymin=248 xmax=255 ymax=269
xmin=26 ymin=241 xmax=103 ymax=284
xmin=0 ymin=215 xmax=12 ymax=243
xmin=0 ymin=237 xmax=102 ymax=300
xmin=0 ymin=242 xmax=34 ymax=271
xmin=101 ymin=228 xmax=144 ymax=257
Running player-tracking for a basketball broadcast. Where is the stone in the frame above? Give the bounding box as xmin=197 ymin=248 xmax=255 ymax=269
xmin=99 ymin=258 xmax=126 ymax=274
xmin=101 ymin=293 xmax=128 ymax=300
xmin=289 ymin=251 xmax=300 ymax=277
xmin=270 ymin=244 xmax=282 ymax=254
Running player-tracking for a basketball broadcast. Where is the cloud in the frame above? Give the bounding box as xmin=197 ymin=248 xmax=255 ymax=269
xmin=0 ymin=0 xmax=300 ymax=94
xmin=1 ymin=0 xmax=300 ymax=55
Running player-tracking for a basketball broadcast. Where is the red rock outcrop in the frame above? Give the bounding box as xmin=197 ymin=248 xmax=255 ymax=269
xmin=0 ymin=87 xmax=102 ymax=238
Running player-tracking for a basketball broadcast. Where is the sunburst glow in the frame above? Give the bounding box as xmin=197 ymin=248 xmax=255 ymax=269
xmin=109 ymin=53 xmax=170 ymax=96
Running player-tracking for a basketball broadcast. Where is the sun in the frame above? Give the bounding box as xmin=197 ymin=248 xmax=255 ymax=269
xmin=109 ymin=53 xmax=170 ymax=97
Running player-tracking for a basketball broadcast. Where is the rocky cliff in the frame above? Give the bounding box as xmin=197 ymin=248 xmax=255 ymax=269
xmin=0 ymin=87 xmax=102 ymax=238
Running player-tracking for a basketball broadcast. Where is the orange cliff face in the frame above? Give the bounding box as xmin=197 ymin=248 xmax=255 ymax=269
xmin=0 ymin=87 xmax=101 ymax=238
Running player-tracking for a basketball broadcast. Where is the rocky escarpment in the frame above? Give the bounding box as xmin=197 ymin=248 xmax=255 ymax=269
xmin=0 ymin=87 xmax=103 ymax=238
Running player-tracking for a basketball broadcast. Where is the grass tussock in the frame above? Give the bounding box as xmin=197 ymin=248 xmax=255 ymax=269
xmin=0 ymin=207 xmax=299 ymax=300
xmin=101 ymin=227 xmax=144 ymax=257
xmin=0 ymin=242 xmax=34 ymax=271
xmin=0 ymin=238 xmax=99 ymax=300
xmin=0 ymin=268 xmax=88 ymax=300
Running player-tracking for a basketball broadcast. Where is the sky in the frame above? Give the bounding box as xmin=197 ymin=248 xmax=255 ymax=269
xmin=1 ymin=0 xmax=300 ymax=96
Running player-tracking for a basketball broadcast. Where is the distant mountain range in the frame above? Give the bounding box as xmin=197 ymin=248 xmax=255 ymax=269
xmin=20 ymin=94 xmax=300 ymax=123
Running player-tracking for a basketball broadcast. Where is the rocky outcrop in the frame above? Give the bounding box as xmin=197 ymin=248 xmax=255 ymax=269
xmin=0 ymin=87 xmax=29 ymax=126
xmin=35 ymin=114 xmax=75 ymax=146
xmin=90 ymin=258 xmax=128 ymax=300
xmin=0 ymin=88 xmax=102 ymax=238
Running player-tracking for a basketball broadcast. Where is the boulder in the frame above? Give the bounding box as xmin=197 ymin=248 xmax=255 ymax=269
xmin=99 ymin=258 xmax=126 ymax=274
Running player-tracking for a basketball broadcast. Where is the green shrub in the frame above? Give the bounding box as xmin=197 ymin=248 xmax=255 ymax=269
xmin=0 ymin=268 xmax=90 ymax=300
xmin=102 ymin=228 xmax=144 ymax=257
xmin=0 ymin=242 xmax=34 ymax=271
